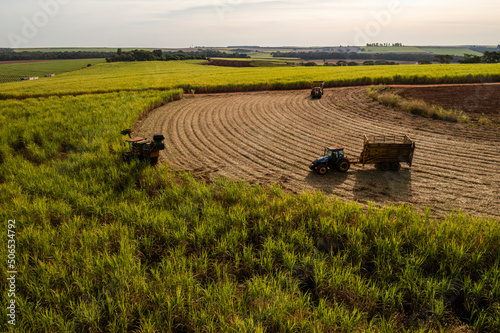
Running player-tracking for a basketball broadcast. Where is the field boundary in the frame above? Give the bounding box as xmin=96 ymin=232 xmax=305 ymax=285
xmin=3 ymin=81 xmax=500 ymax=101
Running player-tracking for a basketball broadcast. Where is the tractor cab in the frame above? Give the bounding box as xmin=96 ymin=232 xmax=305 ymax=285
xmin=325 ymin=146 xmax=344 ymax=160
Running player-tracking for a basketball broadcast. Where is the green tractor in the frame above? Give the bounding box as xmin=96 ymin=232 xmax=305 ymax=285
xmin=120 ymin=129 xmax=165 ymax=165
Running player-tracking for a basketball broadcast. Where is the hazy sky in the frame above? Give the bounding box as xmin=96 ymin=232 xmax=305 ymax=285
xmin=1 ymin=0 xmax=499 ymax=48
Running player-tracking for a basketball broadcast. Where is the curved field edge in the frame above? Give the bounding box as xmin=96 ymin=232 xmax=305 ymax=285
xmin=134 ymin=88 xmax=500 ymax=219
xmin=1 ymin=60 xmax=500 ymax=99
xmin=1 ymin=89 xmax=499 ymax=331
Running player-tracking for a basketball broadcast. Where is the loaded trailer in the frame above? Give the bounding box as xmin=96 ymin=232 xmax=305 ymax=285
xmin=309 ymin=134 xmax=415 ymax=175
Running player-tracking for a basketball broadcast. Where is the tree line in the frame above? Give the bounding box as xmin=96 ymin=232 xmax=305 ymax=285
xmin=272 ymin=51 xmax=434 ymax=62
xmin=106 ymin=49 xmax=250 ymax=62
xmin=0 ymin=48 xmax=251 ymax=62
xmin=0 ymin=50 xmax=116 ymax=61
xmin=459 ymin=51 xmax=500 ymax=64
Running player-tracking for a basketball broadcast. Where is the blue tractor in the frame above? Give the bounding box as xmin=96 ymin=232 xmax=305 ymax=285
xmin=309 ymin=135 xmax=416 ymax=175
xmin=309 ymin=145 xmax=351 ymax=175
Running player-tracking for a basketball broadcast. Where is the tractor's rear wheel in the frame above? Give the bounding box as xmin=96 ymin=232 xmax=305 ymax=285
xmin=336 ymin=158 xmax=350 ymax=172
xmin=317 ymin=164 xmax=328 ymax=175
xmin=378 ymin=162 xmax=390 ymax=172
xmin=150 ymin=156 xmax=159 ymax=166
xmin=391 ymin=161 xmax=401 ymax=171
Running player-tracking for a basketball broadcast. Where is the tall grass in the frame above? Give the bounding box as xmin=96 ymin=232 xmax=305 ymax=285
xmin=367 ymin=85 xmax=471 ymax=123
xmin=0 ymin=65 xmax=499 ymax=332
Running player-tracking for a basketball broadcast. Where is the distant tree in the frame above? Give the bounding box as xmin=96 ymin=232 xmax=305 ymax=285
xmin=347 ymin=61 xmax=359 ymax=66
xmin=153 ymin=49 xmax=164 ymax=60
xmin=459 ymin=54 xmax=482 ymax=64
xmin=336 ymin=60 xmax=347 ymax=66
xmin=418 ymin=59 xmax=432 ymax=65
xmin=117 ymin=48 xmax=122 ymax=55
xmin=482 ymin=51 xmax=500 ymax=63
xmin=363 ymin=61 xmax=375 ymax=66
xmin=434 ymin=54 xmax=453 ymax=64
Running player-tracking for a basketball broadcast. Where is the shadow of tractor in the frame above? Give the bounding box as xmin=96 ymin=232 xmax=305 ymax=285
xmin=305 ymin=168 xmax=349 ymax=193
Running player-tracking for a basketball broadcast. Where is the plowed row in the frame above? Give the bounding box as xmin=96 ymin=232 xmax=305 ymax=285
xmin=135 ymin=87 xmax=500 ymax=219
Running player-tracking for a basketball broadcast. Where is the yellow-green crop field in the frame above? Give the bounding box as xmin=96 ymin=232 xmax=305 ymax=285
xmin=0 ymin=60 xmax=499 ymax=332
xmin=2 ymin=60 xmax=499 ymax=99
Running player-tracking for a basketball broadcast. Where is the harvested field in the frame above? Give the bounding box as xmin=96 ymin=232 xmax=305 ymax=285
xmin=135 ymin=86 xmax=500 ymax=219
xmin=397 ymin=84 xmax=500 ymax=122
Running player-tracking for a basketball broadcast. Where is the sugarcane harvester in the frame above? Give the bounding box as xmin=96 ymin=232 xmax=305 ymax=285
xmin=120 ymin=129 xmax=165 ymax=165
xmin=309 ymin=135 xmax=415 ymax=174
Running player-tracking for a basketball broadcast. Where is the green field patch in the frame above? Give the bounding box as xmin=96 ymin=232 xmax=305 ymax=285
xmin=419 ymin=47 xmax=483 ymax=57
xmin=360 ymin=46 xmax=427 ymax=53
xmin=13 ymin=47 xmax=155 ymax=53
xmin=0 ymin=58 xmax=106 ymax=83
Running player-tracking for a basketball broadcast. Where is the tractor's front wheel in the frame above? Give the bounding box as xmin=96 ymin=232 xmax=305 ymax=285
xmin=317 ymin=164 xmax=328 ymax=175
xmin=122 ymin=152 xmax=132 ymax=163
xmin=336 ymin=158 xmax=350 ymax=172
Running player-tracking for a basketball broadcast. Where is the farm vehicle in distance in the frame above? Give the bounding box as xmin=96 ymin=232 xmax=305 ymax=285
xmin=309 ymin=135 xmax=416 ymax=175
xmin=311 ymin=81 xmax=325 ymax=99
xmin=120 ymin=129 xmax=165 ymax=165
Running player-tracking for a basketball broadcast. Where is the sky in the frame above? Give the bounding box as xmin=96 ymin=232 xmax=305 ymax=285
xmin=1 ymin=0 xmax=499 ymax=48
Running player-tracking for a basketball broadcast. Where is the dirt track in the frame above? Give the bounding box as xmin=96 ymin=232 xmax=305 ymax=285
xmin=135 ymin=87 xmax=500 ymax=219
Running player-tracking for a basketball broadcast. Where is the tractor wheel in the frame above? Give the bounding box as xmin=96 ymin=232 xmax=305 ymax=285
xmin=379 ymin=162 xmax=390 ymax=172
xmin=150 ymin=156 xmax=159 ymax=166
xmin=122 ymin=152 xmax=131 ymax=163
xmin=390 ymin=161 xmax=401 ymax=171
xmin=317 ymin=164 xmax=328 ymax=175
xmin=336 ymin=158 xmax=350 ymax=172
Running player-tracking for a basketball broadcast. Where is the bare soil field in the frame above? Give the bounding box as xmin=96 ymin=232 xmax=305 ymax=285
xmin=135 ymin=86 xmax=500 ymax=219
xmin=397 ymin=84 xmax=500 ymax=122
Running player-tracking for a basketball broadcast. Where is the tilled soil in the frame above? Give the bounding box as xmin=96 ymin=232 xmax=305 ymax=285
xmin=397 ymin=84 xmax=500 ymax=122
xmin=135 ymin=86 xmax=500 ymax=219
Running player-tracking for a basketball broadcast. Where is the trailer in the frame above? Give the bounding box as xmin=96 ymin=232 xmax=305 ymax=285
xmin=309 ymin=134 xmax=415 ymax=174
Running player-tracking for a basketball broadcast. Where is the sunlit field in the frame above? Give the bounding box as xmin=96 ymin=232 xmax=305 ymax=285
xmin=0 ymin=60 xmax=499 ymax=332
